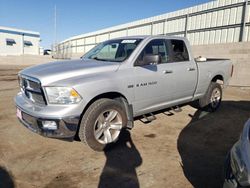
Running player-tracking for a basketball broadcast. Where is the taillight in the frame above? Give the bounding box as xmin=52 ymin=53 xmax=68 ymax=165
xmin=231 ymin=65 xmax=234 ymax=77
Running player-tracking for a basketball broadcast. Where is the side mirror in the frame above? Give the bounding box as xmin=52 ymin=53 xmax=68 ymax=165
xmin=195 ymin=56 xmax=207 ymax=62
xmin=142 ymin=54 xmax=161 ymax=66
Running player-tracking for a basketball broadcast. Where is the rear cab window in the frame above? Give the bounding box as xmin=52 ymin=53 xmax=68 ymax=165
xmin=168 ymin=39 xmax=189 ymax=62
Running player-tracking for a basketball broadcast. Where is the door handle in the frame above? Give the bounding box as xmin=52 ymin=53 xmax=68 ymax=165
xmin=188 ymin=67 xmax=196 ymax=71
xmin=163 ymin=70 xmax=173 ymax=74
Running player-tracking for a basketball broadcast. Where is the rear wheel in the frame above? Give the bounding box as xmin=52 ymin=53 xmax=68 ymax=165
xmin=199 ymin=82 xmax=222 ymax=112
xmin=78 ymin=98 xmax=127 ymax=151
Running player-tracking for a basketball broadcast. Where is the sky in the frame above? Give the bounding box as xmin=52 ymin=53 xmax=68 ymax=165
xmin=0 ymin=0 xmax=211 ymax=48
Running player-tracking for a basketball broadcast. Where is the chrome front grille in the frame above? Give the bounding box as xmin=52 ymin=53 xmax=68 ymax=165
xmin=19 ymin=76 xmax=46 ymax=105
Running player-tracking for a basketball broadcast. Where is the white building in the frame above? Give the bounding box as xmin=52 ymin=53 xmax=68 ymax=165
xmin=55 ymin=0 xmax=250 ymax=87
xmin=0 ymin=26 xmax=40 ymax=56
xmin=55 ymin=0 xmax=250 ymax=59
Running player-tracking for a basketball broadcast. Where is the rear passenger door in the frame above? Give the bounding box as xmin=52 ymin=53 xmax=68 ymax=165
xmin=166 ymin=39 xmax=197 ymax=102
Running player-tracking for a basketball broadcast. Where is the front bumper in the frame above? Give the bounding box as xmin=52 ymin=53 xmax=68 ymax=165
xmin=15 ymin=92 xmax=82 ymax=139
xmin=17 ymin=107 xmax=79 ymax=139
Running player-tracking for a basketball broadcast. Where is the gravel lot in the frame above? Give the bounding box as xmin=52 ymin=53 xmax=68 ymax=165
xmin=0 ymin=63 xmax=249 ymax=188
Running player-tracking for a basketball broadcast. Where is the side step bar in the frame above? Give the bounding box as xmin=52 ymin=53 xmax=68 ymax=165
xmin=140 ymin=106 xmax=183 ymax=124
xmin=171 ymin=106 xmax=182 ymax=113
xmin=140 ymin=113 xmax=156 ymax=124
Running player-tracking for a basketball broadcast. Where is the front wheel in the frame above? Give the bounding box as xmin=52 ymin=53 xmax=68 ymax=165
xmin=78 ymin=98 xmax=127 ymax=151
xmin=199 ymin=82 xmax=222 ymax=112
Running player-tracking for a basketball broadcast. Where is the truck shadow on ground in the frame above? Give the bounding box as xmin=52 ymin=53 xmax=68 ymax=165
xmin=178 ymin=100 xmax=250 ymax=188
xmin=0 ymin=166 xmax=15 ymax=188
xmin=98 ymin=130 xmax=142 ymax=188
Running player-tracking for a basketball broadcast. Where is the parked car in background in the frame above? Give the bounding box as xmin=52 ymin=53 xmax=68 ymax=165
xmin=15 ymin=36 xmax=233 ymax=151
xmin=224 ymin=119 xmax=250 ymax=188
xmin=43 ymin=49 xmax=51 ymax=55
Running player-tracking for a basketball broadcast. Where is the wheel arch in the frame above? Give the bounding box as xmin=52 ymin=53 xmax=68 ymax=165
xmin=211 ymin=74 xmax=224 ymax=85
xmin=76 ymin=92 xmax=133 ymax=135
xmin=84 ymin=91 xmax=128 ymax=113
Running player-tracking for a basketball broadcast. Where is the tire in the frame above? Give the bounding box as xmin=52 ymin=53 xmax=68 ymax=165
xmin=223 ymin=153 xmax=240 ymax=188
xmin=199 ymin=82 xmax=222 ymax=112
xmin=78 ymin=98 xmax=127 ymax=151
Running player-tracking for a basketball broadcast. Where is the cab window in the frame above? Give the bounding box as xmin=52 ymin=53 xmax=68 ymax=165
xmin=168 ymin=40 xmax=189 ymax=62
xmin=136 ymin=39 xmax=169 ymax=65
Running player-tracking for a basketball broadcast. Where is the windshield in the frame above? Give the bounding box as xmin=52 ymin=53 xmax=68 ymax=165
xmin=83 ymin=39 xmax=142 ymax=62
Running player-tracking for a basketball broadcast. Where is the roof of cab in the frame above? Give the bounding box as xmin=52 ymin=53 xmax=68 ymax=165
xmin=111 ymin=35 xmax=187 ymax=41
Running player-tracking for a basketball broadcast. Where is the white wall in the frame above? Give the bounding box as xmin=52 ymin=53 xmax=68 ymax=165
xmin=0 ymin=32 xmax=23 ymax=55
xmin=0 ymin=30 xmax=40 ymax=56
xmin=56 ymin=0 xmax=250 ymax=58
xmin=23 ymin=35 xmax=40 ymax=55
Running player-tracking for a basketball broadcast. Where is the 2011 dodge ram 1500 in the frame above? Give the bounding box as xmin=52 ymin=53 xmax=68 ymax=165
xmin=15 ymin=36 xmax=233 ymax=151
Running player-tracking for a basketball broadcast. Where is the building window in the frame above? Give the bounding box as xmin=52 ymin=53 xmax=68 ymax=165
xmin=24 ymin=40 xmax=33 ymax=47
xmin=6 ymin=39 xmax=16 ymax=46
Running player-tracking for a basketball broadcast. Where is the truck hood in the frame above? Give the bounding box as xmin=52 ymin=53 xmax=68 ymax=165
xmin=20 ymin=59 xmax=120 ymax=86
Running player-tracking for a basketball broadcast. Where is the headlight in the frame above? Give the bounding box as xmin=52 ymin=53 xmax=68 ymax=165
xmin=44 ymin=87 xmax=82 ymax=104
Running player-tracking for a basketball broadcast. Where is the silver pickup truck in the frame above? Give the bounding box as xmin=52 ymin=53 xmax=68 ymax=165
xmin=15 ymin=36 xmax=233 ymax=151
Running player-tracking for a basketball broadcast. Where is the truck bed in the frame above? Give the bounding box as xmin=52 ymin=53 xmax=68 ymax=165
xmin=194 ymin=58 xmax=232 ymax=99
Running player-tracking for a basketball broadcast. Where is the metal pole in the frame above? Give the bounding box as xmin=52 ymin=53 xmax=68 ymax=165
xmin=184 ymin=14 xmax=189 ymax=37
xmin=22 ymin=34 xmax=24 ymax=55
xmin=54 ymin=5 xmax=57 ymax=49
xmin=84 ymin=38 xmax=86 ymax=54
xmin=75 ymin=40 xmax=77 ymax=54
xmin=240 ymin=0 xmax=249 ymax=42
xmin=163 ymin=19 xmax=166 ymax=35
xmin=151 ymin=22 xmax=154 ymax=35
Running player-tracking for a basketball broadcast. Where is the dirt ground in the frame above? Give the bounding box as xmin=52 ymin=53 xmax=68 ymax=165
xmin=0 ymin=64 xmax=250 ymax=188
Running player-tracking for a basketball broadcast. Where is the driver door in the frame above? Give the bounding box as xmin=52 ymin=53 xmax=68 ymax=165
xmin=133 ymin=39 xmax=175 ymax=115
